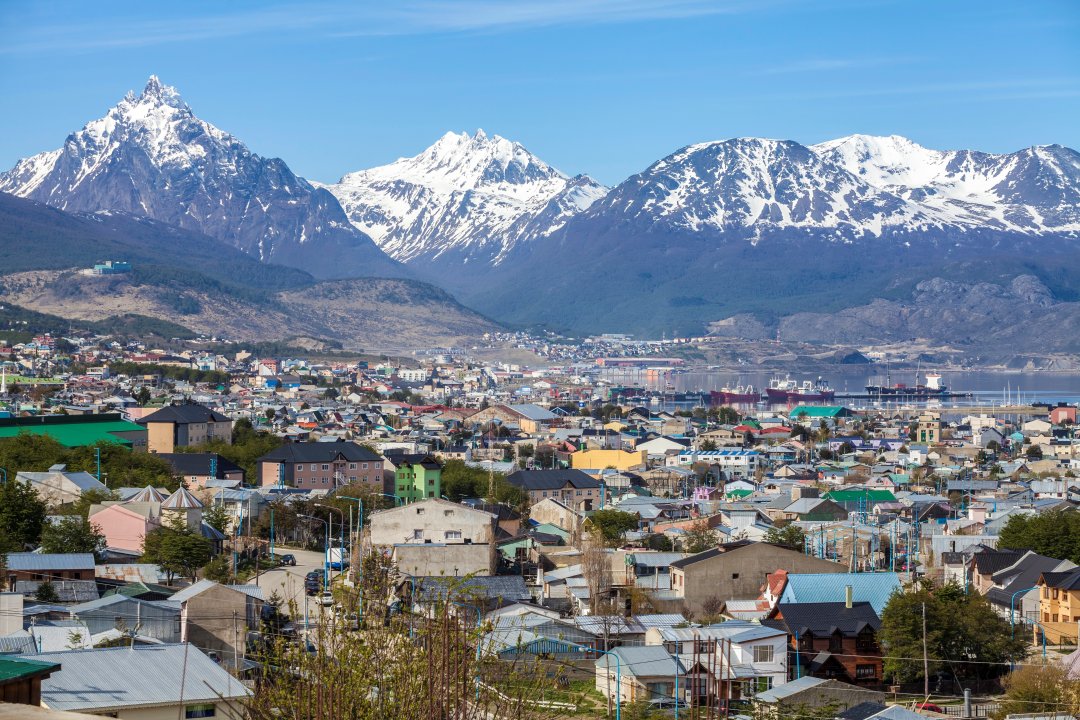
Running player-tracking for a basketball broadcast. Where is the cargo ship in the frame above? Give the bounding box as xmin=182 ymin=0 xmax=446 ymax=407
xmin=710 ymin=384 xmax=761 ymax=404
xmin=766 ymin=376 xmax=835 ymax=402
xmin=866 ymin=372 xmax=948 ymax=398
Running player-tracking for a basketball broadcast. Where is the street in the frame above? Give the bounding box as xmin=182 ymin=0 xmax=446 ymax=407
xmin=253 ymin=547 xmax=328 ymax=624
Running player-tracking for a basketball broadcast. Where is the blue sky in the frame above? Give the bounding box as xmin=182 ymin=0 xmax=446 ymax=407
xmin=1 ymin=0 xmax=1077 ymax=186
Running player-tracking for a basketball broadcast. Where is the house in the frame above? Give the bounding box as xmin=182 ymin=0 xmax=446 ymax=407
xmin=16 ymin=465 xmax=107 ymax=505
xmin=169 ymin=580 xmax=263 ymax=668
xmin=5 ymin=553 xmax=95 ymax=586
xmin=155 ymin=452 xmax=245 ymax=488
xmin=595 ymin=645 xmax=684 ymax=703
xmin=68 ymin=594 xmax=181 ymax=644
xmin=257 ymin=441 xmax=384 ymax=490
xmin=570 ymin=448 xmax=648 ymax=473
xmin=88 ymin=501 xmax=162 ymax=554
xmin=0 ymin=413 xmax=148 ymax=450
xmin=369 ymin=499 xmax=498 ymax=576
xmin=778 ymin=497 xmax=848 ymax=523
xmin=777 ymin=573 xmax=902 ymax=616
xmin=646 ymin=621 xmax=789 ymax=701
xmin=772 ymin=601 xmax=883 ymax=685
xmin=139 ymin=404 xmax=233 ymax=454
xmin=669 ymin=541 xmax=848 ymax=614
xmin=505 ymin=469 xmax=602 ymax=512
xmin=0 ymin=656 xmax=60 ymax=706
xmin=388 ymin=454 xmax=443 ymax=503
xmin=675 ymin=450 xmax=760 ymax=479
xmin=754 ymin=676 xmax=885 ymax=716
xmin=22 ymin=644 xmax=250 ymax=718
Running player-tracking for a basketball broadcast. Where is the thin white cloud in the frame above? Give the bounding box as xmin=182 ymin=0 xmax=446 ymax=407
xmin=0 ymin=0 xmax=783 ymax=54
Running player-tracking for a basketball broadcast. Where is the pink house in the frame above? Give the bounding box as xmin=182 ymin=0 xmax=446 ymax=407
xmin=89 ymin=502 xmax=163 ymax=554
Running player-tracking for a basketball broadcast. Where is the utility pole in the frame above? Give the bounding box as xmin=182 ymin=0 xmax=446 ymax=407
xmin=922 ymin=602 xmax=929 ymax=698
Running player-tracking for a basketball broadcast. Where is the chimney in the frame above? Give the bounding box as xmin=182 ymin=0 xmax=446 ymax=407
xmin=845 ymin=585 xmax=853 ymax=609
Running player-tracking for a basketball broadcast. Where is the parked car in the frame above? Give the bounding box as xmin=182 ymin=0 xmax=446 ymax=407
xmin=278 ymin=553 xmax=296 ymax=566
xmin=319 ymin=591 xmax=334 ymax=607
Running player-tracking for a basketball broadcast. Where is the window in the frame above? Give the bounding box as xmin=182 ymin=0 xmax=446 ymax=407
xmin=444 ymin=510 xmax=453 ymax=516
xmin=416 ymin=508 xmax=425 ymax=514
xmin=362 ymin=463 xmax=369 ymax=470
xmin=296 ymin=464 xmax=304 ymax=471
xmin=445 ymin=531 xmax=462 ymax=540
xmin=349 ymin=476 xmax=357 ymax=482
xmin=321 ymin=464 xmax=329 ymax=471
xmin=185 ymin=705 xmax=216 ymax=719
xmin=752 ymin=677 xmax=773 ymax=693
xmin=752 ymin=645 xmax=774 ymax=663
xmin=349 ymin=463 xmax=357 ymax=470
xmin=829 ymin=632 xmax=844 ymax=652
xmin=856 ymin=665 xmax=877 ymax=679
xmin=413 ymin=530 xmax=424 ymax=540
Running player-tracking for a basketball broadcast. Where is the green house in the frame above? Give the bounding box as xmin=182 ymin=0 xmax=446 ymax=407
xmin=393 ymin=454 xmax=443 ymax=503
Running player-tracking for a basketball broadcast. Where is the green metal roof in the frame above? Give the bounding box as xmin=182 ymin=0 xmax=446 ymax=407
xmin=824 ymin=488 xmax=897 ymax=503
xmin=0 ymin=656 xmax=59 ymax=683
xmin=788 ymin=406 xmax=851 ymax=418
xmin=726 ymin=489 xmax=753 ymax=498
xmin=0 ymin=420 xmax=145 ymax=447
xmin=0 ymin=418 xmax=144 ymax=446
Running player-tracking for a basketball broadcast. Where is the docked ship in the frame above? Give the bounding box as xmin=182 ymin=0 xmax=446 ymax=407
xmin=866 ymin=372 xmax=948 ymax=398
xmin=710 ymin=384 xmax=761 ymax=404
xmin=766 ymin=376 xmax=835 ymax=402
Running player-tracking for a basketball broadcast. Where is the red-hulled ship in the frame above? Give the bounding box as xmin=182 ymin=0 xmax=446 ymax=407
xmin=710 ymin=384 xmax=760 ymax=404
xmin=765 ymin=376 xmax=834 ymax=402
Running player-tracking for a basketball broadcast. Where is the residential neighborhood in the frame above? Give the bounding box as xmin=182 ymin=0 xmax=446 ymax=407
xmin=0 ymin=337 xmax=1078 ymax=718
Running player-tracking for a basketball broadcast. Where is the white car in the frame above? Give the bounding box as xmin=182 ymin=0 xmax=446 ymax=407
xmin=319 ymin=591 xmax=334 ymax=607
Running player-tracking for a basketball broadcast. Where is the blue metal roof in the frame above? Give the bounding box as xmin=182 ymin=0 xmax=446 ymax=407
xmin=779 ymin=572 xmax=901 ymax=615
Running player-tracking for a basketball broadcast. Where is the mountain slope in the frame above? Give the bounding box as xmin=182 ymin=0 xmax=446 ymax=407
xmin=464 ymin=136 xmax=1080 ymax=337
xmin=812 ymin=135 xmax=1080 ymax=233
xmin=321 ymin=130 xmax=606 ymax=271
xmin=0 ymin=193 xmax=499 ymax=349
xmin=0 ymin=77 xmax=404 ymax=280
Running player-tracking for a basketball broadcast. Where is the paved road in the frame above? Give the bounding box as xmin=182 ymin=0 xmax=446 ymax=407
xmin=252 ymin=548 xmax=329 ymax=623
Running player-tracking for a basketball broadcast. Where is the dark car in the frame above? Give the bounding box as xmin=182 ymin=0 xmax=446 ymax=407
xmin=278 ymin=553 xmax=297 ymax=566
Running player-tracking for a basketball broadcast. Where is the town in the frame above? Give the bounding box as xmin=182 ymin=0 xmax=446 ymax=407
xmin=0 ymin=331 xmax=1076 ymax=720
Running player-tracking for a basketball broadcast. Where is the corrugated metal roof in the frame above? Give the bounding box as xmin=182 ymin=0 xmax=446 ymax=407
xmin=6 ymin=553 xmax=95 ymax=571
xmin=24 ymin=643 xmax=250 ymax=711
xmin=0 ymin=655 xmax=59 ymax=681
xmin=779 ymin=573 xmax=901 ymax=615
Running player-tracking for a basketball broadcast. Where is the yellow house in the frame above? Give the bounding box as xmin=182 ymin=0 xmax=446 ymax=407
xmin=570 ymin=448 xmax=647 ymax=472
xmin=1036 ymin=570 xmax=1080 ymax=644
xmin=603 ymin=420 xmax=628 ymax=432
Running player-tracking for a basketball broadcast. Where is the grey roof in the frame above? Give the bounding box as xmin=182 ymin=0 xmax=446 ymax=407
xmin=23 ymin=643 xmax=250 ymax=712
xmin=754 ymin=675 xmax=826 ymax=702
xmin=14 ymin=580 xmax=98 ymax=603
xmin=596 ymin=645 xmax=684 ymax=678
xmin=415 ymin=576 xmax=530 ymax=604
xmin=161 ymin=487 xmax=204 ymax=509
xmin=0 ymin=631 xmax=35 ymax=654
xmin=139 ymin=404 xmax=231 ymax=425
xmin=124 ymin=486 xmax=168 ymax=503
xmin=506 ymin=469 xmax=601 ymax=491
xmin=17 ymin=469 xmax=106 ymax=494
xmin=6 ymin=553 xmax=95 ymax=572
xmin=258 ymin=441 xmax=382 ymax=464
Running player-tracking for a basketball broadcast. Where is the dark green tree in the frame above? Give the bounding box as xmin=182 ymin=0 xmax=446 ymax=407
xmin=998 ymin=508 xmax=1080 ymax=563
xmin=879 ymin=580 xmax=1025 ymax=686
xmin=40 ymin=516 xmax=106 ymax=558
xmin=34 ymin=582 xmax=59 ymax=603
xmin=587 ymin=509 xmax=639 ymax=544
xmin=764 ymin=523 xmax=807 ymax=550
xmin=202 ymin=502 xmax=231 ymax=534
xmin=142 ymin=516 xmax=213 ymax=583
xmin=0 ymin=479 xmax=48 ymax=552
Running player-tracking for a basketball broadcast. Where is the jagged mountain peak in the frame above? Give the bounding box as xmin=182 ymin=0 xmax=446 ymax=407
xmin=0 ymin=76 xmax=404 ymax=280
xmin=325 ymin=130 xmax=607 ymax=268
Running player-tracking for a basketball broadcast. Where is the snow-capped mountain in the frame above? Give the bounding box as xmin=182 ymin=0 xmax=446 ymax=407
xmin=0 ymin=76 xmax=403 ymax=279
xmin=813 ymin=134 xmax=1080 ymax=233
xmin=320 ymin=130 xmax=606 ymax=268
xmin=463 ymin=135 xmax=1080 ymax=336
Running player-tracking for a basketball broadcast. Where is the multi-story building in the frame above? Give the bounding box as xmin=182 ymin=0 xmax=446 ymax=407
xmin=387 ymin=454 xmax=443 ymax=503
xmin=139 ymin=403 xmax=233 ymax=454
xmin=505 ymin=469 xmax=602 ymax=512
xmin=368 ymin=499 xmax=497 ymax=576
xmin=673 ymin=449 xmax=760 ymax=479
xmin=257 ymin=441 xmax=384 ymax=490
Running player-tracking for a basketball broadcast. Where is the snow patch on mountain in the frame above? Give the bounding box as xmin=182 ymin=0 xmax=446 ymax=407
xmin=321 ymin=130 xmax=607 ymax=266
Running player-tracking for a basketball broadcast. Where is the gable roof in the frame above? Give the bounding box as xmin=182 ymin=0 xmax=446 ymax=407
xmin=23 ymin=644 xmax=250 ymax=712
xmin=6 ymin=553 xmax=95 ymax=572
xmin=139 ymin=404 xmax=230 ymax=425
xmin=257 ymin=441 xmax=382 ymax=464
xmin=156 ymin=452 xmax=244 ymax=478
xmin=779 ymin=573 xmax=901 ymax=615
xmin=775 ymin=601 xmax=881 ymax=636
xmin=505 ymin=469 xmax=601 ymax=491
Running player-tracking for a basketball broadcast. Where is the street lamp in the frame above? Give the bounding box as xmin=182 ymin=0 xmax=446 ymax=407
xmin=315 ymin=505 xmax=345 ymax=582
xmin=298 ymin=514 xmax=329 ymax=590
